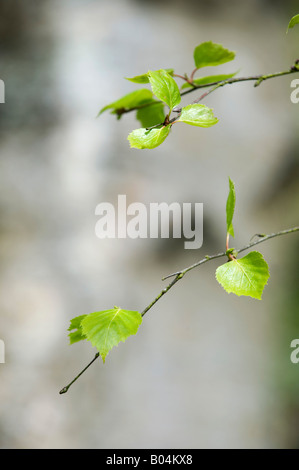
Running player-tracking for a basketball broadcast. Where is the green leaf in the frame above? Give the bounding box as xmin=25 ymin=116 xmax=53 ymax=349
xmin=68 ymin=315 xmax=88 ymax=344
xmin=193 ymin=41 xmax=235 ymax=69
xmin=177 ymin=104 xmax=218 ymax=127
xmin=136 ymin=102 xmax=165 ymax=128
xmin=126 ymin=69 xmax=174 ymax=84
xmin=226 ymin=177 xmax=236 ymax=237
xmin=81 ymin=307 xmax=142 ymax=363
xmin=216 ymin=251 xmax=270 ymax=300
xmin=98 ymin=89 xmax=154 ymax=118
xmin=180 ymin=72 xmax=237 ymax=90
xmin=148 ymin=70 xmax=181 ymax=110
xmin=128 ymin=125 xmax=171 ymax=149
xmin=287 ymin=14 xmax=299 ymax=32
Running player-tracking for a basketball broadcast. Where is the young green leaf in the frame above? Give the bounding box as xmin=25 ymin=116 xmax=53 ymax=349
xmin=81 ymin=307 xmax=142 ymax=363
xmin=68 ymin=315 xmax=88 ymax=344
xmin=148 ymin=70 xmax=181 ymax=110
xmin=287 ymin=14 xmax=299 ymax=33
xmin=136 ymin=102 xmax=165 ymax=128
xmin=216 ymin=251 xmax=270 ymax=300
xmin=126 ymin=69 xmax=174 ymax=84
xmin=128 ymin=125 xmax=171 ymax=149
xmin=98 ymin=89 xmax=154 ymax=118
xmin=177 ymin=104 xmax=218 ymax=127
xmin=193 ymin=41 xmax=235 ymax=69
xmin=180 ymin=72 xmax=237 ymax=90
xmin=226 ymin=177 xmax=236 ymax=237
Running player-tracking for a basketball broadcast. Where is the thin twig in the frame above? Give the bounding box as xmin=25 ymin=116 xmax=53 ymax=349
xmin=121 ymin=63 xmax=299 ymax=122
xmin=162 ymin=226 xmax=299 ymax=280
xmin=59 ymin=226 xmax=299 ymax=393
xmin=180 ymin=66 xmax=299 ymax=98
xmin=171 ymin=67 xmax=299 ymax=114
xmin=59 ymin=353 xmax=99 ymax=394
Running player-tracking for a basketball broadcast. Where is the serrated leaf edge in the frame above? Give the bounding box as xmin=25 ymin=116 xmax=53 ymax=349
xmin=81 ymin=308 xmax=142 ymax=363
xmin=215 ymin=251 xmax=270 ymax=300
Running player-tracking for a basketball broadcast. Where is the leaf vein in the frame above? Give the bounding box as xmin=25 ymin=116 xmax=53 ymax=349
xmin=103 ymin=308 xmax=121 ymax=351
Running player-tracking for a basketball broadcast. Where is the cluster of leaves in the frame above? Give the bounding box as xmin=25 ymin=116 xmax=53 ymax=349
xmin=215 ymin=178 xmax=269 ymax=299
xmin=69 ymin=179 xmax=269 ymax=363
xmin=97 ymin=14 xmax=299 ymax=152
xmin=64 ymin=14 xmax=298 ymax=384
xmin=98 ymin=41 xmax=238 ymax=149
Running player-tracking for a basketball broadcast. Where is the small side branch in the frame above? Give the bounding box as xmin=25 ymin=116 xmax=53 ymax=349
xmin=59 ymin=226 xmax=298 ymax=393
xmin=180 ymin=66 xmax=299 ymax=98
xmin=59 ymin=353 xmax=100 ymax=394
xmin=121 ymin=63 xmax=299 ymax=121
xmin=163 ymin=226 xmax=299 ymax=280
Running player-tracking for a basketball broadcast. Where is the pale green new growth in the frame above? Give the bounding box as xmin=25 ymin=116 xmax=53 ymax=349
xmin=126 ymin=69 xmax=174 ymax=84
xmin=60 ymin=29 xmax=299 ymax=393
xmin=226 ymin=177 xmax=236 ymax=237
xmin=216 ymin=251 xmax=269 ymax=300
xmin=287 ymin=14 xmax=299 ymax=33
xmin=177 ymin=104 xmax=218 ymax=127
xmin=181 ymin=72 xmax=237 ymax=90
xmin=136 ymin=102 xmax=165 ymax=128
xmin=148 ymin=69 xmax=181 ymax=110
xmin=98 ymin=89 xmax=154 ymax=117
xmin=193 ymin=41 xmax=235 ymax=69
xmin=81 ymin=307 xmax=142 ymax=363
xmin=68 ymin=314 xmax=87 ymax=344
xmin=128 ymin=126 xmax=171 ymax=149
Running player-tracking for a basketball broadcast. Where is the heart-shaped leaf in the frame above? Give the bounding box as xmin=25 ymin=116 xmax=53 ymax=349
xmin=216 ymin=251 xmax=269 ymax=300
xmin=81 ymin=307 xmax=142 ymax=363
xmin=193 ymin=41 xmax=235 ymax=69
xmin=128 ymin=125 xmax=171 ymax=149
xmin=177 ymin=104 xmax=218 ymax=127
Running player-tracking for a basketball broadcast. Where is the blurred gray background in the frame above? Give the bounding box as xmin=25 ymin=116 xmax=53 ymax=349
xmin=0 ymin=0 xmax=298 ymax=449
